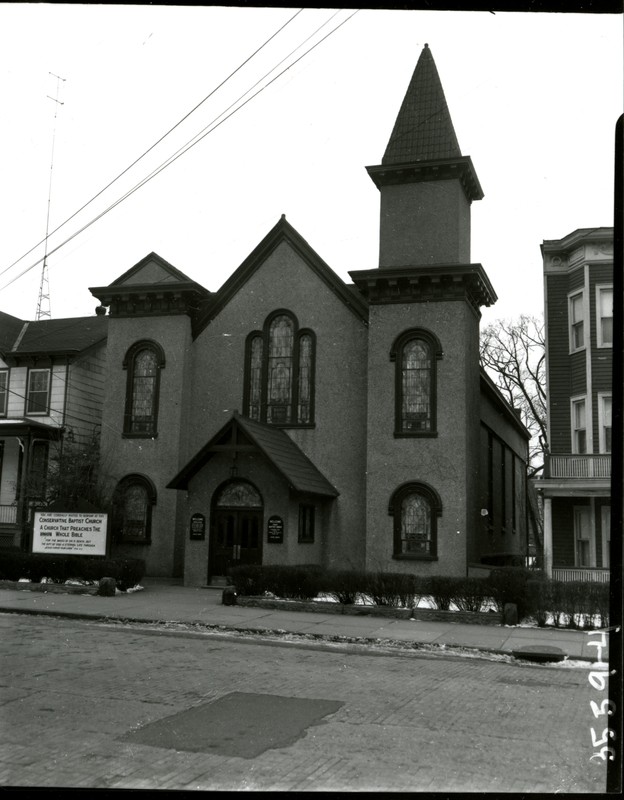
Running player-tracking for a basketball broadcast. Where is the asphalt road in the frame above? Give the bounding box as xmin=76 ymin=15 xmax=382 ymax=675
xmin=0 ymin=613 xmax=608 ymax=793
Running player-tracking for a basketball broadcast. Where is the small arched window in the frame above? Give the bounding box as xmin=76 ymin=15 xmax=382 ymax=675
xmin=112 ymin=474 xmax=157 ymax=544
xmin=123 ymin=341 xmax=165 ymax=437
xmin=243 ymin=311 xmax=315 ymax=426
xmin=391 ymin=329 xmax=442 ymax=436
xmin=389 ymin=482 xmax=442 ymax=560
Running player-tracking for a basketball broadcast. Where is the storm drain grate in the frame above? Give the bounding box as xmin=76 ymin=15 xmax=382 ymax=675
xmin=121 ymin=691 xmax=344 ymax=758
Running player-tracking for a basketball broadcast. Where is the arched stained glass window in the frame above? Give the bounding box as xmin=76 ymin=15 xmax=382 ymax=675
xmin=402 ymin=339 xmax=431 ymax=432
xmin=112 ymin=474 xmax=157 ymax=544
xmin=389 ymin=482 xmax=441 ymax=560
xmin=391 ymin=329 xmax=441 ymax=436
xmin=243 ymin=312 xmax=315 ymax=426
xmin=297 ymin=334 xmax=313 ymax=424
xmin=123 ymin=341 xmax=165 ymax=437
xmin=248 ymin=336 xmax=263 ymax=421
xmin=267 ymin=315 xmax=294 ymax=423
xmin=215 ymin=480 xmax=263 ymax=508
xmin=401 ymin=492 xmax=431 ymax=554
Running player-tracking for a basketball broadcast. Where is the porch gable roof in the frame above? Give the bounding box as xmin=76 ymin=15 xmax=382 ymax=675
xmin=167 ymin=412 xmax=339 ymax=498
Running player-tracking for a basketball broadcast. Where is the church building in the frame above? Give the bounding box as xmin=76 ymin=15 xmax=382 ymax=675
xmin=89 ymin=44 xmax=530 ymax=585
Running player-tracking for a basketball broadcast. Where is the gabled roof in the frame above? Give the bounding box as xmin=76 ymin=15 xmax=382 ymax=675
xmin=167 ymin=412 xmax=339 ymax=498
xmin=0 ymin=311 xmax=25 ymax=355
xmin=195 ymin=216 xmax=368 ymax=334
xmin=107 ymin=251 xmax=201 ymax=288
xmin=382 ymin=44 xmax=461 ymax=165
xmin=89 ymin=251 xmax=210 ymax=309
xmin=0 ymin=314 xmax=108 ymax=359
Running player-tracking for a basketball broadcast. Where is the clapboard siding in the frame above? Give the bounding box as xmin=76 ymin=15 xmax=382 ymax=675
xmin=568 ymin=265 xmax=585 ymax=291
xmin=2 ymin=365 xmax=64 ymax=425
xmin=5 ymin=367 xmax=26 ymax=417
xmin=65 ymin=344 xmax=107 ymax=442
xmin=546 ymin=274 xmax=577 ymax=453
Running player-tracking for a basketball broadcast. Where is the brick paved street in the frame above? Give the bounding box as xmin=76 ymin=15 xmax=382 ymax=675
xmin=0 ymin=613 xmax=607 ymax=792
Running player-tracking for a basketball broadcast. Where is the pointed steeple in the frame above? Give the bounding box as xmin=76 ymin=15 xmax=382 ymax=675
xmin=366 ymin=43 xmax=483 ymax=268
xmin=382 ymin=44 xmax=461 ymax=165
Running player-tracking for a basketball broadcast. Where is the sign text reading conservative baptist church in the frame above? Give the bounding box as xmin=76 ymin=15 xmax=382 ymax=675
xmin=33 ymin=512 xmax=108 ymax=556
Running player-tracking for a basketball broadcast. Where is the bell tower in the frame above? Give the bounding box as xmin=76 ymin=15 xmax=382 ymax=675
xmin=368 ymin=43 xmax=483 ymax=268
xmin=350 ymin=44 xmax=496 ymax=575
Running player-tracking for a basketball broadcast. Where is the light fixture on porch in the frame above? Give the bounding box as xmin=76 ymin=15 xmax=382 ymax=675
xmin=230 ymin=452 xmax=238 ymax=478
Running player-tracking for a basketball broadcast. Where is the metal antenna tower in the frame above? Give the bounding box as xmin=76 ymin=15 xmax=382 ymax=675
xmin=36 ymin=71 xmax=66 ymax=320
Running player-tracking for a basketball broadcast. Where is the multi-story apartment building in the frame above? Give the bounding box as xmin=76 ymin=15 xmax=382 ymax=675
xmin=538 ymin=227 xmax=613 ymax=582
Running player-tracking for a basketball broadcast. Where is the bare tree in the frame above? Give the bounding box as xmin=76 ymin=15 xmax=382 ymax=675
xmin=33 ymin=427 xmax=114 ymax=511
xmin=480 ymin=314 xmax=548 ymax=479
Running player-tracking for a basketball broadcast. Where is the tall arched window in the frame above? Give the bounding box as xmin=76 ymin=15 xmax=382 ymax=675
xmin=389 ymin=482 xmax=442 ymax=560
xmin=243 ymin=311 xmax=315 ymax=426
xmin=391 ymin=329 xmax=442 ymax=436
xmin=123 ymin=341 xmax=165 ymax=437
xmin=267 ymin=314 xmax=294 ymax=423
xmin=112 ymin=474 xmax=157 ymax=544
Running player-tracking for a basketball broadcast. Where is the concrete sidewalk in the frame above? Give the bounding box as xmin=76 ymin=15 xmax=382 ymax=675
xmin=0 ymin=578 xmax=609 ymax=663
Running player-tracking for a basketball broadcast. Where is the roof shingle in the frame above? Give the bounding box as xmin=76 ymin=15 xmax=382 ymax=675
xmin=382 ymin=43 xmax=462 ymax=165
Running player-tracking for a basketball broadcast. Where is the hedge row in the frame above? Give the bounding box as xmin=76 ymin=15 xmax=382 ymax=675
xmin=0 ymin=551 xmax=145 ymax=591
xmin=228 ymin=565 xmax=610 ymax=627
xmin=529 ymin=579 xmax=610 ymax=629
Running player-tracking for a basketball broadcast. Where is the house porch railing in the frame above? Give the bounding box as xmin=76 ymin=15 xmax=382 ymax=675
xmin=552 ymin=567 xmax=610 ymax=583
xmin=546 ymin=454 xmax=611 ymax=479
xmin=0 ymin=505 xmax=18 ymax=525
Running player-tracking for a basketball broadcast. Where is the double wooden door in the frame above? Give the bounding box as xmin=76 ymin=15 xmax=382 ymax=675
xmin=209 ymin=509 xmax=262 ymax=578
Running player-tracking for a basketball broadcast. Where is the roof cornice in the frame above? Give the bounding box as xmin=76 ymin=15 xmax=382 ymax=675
xmin=541 ymin=227 xmax=614 ymax=255
xmin=349 ymin=263 xmax=497 ymax=310
xmin=367 ymin=156 xmax=483 ymax=204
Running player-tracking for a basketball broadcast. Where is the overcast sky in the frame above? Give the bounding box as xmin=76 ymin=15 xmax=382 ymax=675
xmin=0 ymin=5 xmax=621 ymax=328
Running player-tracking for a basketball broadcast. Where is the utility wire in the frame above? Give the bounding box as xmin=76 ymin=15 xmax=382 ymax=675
xmin=0 ymin=8 xmax=304 ymax=281
xmin=4 ymin=382 xmax=115 ymax=434
xmin=1 ymin=9 xmax=359 ymax=293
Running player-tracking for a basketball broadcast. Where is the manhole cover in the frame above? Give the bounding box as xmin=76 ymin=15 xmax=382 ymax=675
xmin=511 ymin=645 xmax=567 ymax=663
xmin=121 ymin=692 xmax=344 ymax=758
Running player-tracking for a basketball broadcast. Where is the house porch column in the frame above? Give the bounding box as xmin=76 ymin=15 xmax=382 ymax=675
xmin=543 ymin=496 xmax=553 ymax=578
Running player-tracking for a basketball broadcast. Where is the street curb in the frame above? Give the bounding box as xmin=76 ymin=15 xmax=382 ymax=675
xmin=0 ymin=604 xmax=598 ymax=664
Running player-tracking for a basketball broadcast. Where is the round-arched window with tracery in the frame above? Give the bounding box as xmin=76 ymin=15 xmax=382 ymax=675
xmin=214 ymin=481 xmax=263 ymax=508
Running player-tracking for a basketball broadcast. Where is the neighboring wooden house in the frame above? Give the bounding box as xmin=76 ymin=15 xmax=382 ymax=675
xmin=536 ymin=228 xmax=613 ymax=582
xmin=87 ymin=44 xmax=531 ymax=584
xmin=0 ymin=312 xmax=108 ymax=549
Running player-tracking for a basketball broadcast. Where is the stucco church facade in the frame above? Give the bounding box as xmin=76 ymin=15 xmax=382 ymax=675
xmin=89 ymin=44 xmax=530 ymax=585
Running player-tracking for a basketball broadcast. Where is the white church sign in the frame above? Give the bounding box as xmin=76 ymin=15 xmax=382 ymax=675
xmin=32 ymin=512 xmax=108 ymax=556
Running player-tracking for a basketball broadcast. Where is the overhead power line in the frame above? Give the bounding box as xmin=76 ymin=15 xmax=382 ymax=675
xmin=0 ymin=9 xmax=360 ymax=295
xmin=0 ymin=9 xmax=359 ymax=289
xmin=1 ymin=7 xmax=305 ymax=283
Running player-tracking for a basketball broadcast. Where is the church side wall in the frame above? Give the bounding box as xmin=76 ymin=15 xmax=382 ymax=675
xmin=364 ymin=300 xmax=480 ymax=576
xmin=99 ymin=314 xmax=192 ymax=577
